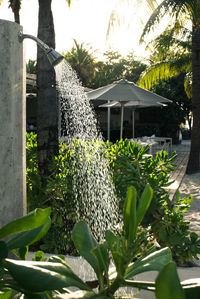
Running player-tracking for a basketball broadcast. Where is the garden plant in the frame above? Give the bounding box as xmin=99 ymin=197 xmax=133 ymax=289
xmin=26 ymin=133 xmax=200 ymax=265
xmin=1 ymin=185 xmax=200 ymax=298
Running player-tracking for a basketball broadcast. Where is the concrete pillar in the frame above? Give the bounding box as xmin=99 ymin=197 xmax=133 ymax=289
xmin=0 ymin=19 xmax=26 ymax=228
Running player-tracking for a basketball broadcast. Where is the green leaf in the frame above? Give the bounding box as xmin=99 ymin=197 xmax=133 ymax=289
xmin=7 ymin=218 xmax=51 ymax=250
xmin=123 ymin=186 xmax=137 ymax=244
xmin=0 ymin=290 xmax=14 ymax=298
xmin=18 ymin=246 xmax=28 ymax=260
xmin=0 ymin=241 xmax=8 ymax=260
xmin=181 ymin=278 xmax=200 ymax=299
xmin=123 ymin=279 xmax=156 ymax=291
xmin=92 ymin=242 xmax=109 ymax=277
xmin=71 ymin=221 xmax=101 ymax=278
xmin=125 ymin=247 xmax=172 ymax=279
xmin=155 ymin=261 xmax=186 ymax=299
xmin=136 ymin=184 xmax=153 ymax=227
xmin=47 ymin=256 xmax=91 ymax=291
xmin=105 ymin=230 xmax=123 ymax=274
xmin=5 ymin=258 xmax=90 ymax=292
xmin=0 ymin=208 xmax=51 ymax=240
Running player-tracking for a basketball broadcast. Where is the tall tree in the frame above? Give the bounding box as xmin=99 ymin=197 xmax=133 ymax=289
xmin=37 ymin=0 xmax=71 ymax=183
xmin=0 ymin=0 xmax=22 ymax=24
xmin=8 ymin=0 xmax=21 ymax=23
xmin=138 ymin=29 xmax=192 ymax=130
xmin=64 ymin=39 xmax=96 ymax=87
xmin=37 ymin=0 xmax=58 ymax=183
xmin=141 ymin=0 xmax=200 ymax=174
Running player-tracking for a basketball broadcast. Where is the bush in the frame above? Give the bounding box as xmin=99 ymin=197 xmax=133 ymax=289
xmin=106 ymin=139 xmax=177 ymax=226
xmin=1 ymin=186 xmax=200 ymax=298
xmin=27 ymin=134 xmax=200 ymax=265
xmin=27 ymin=134 xmax=119 ymax=254
xmin=152 ymin=192 xmax=200 ymax=265
xmin=27 ymin=133 xmax=76 ymax=254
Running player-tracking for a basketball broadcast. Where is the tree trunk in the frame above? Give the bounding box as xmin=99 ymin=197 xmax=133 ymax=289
xmin=186 ymin=25 xmax=200 ymax=174
xmin=14 ymin=11 xmax=20 ymax=24
xmin=37 ymin=0 xmax=59 ymax=184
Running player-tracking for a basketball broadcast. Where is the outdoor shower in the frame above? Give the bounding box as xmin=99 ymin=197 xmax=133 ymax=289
xmin=0 ymin=18 xmax=65 ymax=229
xmin=18 ymin=31 xmax=64 ymax=66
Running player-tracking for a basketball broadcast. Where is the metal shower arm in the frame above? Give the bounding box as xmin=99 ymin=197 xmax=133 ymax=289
xmin=18 ymin=31 xmax=64 ymax=66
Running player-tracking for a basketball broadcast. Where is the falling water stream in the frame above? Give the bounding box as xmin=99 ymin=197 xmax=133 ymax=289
xmin=55 ymin=60 xmax=119 ymax=240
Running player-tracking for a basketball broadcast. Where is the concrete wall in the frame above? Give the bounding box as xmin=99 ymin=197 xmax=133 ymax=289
xmin=0 ymin=19 xmax=26 ymax=228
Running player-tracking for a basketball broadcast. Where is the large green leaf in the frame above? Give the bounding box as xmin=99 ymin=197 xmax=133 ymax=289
xmin=5 ymin=258 xmax=90 ymax=292
xmin=7 ymin=218 xmax=51 ymax=250
xmin=123 ymin=279 xmax=156 ymax=291
xmin=47 ymin=256 xmax=91 ymax=291
xmin=123 ymin=186 xmax=137 ymax=244
xmin=105 ymin=230 xmax=123 ymax=274
xmin=136 ymin=184 xmax=153 ymax=227
xmin=181 ymin=278 xmax=200 ymax=299
xmin=92 ymin=242 xmax=109 ymax=278
xmin=71 ymin=221 xmax=100 ymax=278
xmin=155 ymin=261 xmax=186 ymax=299
xmin=0 ymin=241 xmax=8 ymax=260
xmin=125 ymin=247 xmax=172 ymax=279
xmin=0 ymin=208 xmax=51 ymax=240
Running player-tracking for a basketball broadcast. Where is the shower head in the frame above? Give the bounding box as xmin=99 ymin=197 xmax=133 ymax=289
xmin=18 ymin=31 xmax=64 ymax=66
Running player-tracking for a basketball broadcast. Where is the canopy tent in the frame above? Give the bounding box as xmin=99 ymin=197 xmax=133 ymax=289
xmin=87 ymin=79 xmax=172 ymax=139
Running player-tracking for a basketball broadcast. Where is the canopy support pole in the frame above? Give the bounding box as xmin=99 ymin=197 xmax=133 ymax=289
xmin=120 ymin=103 xmax=124 ymax=140
xmin=107 ymin=101 xmax=110 ymax=141
xmin=132 ymin=109 xmax=135 ymax=139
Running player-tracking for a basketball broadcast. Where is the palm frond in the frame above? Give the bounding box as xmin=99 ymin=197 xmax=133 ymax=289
xmin=140 ymin=0 xmax=188 ymax=42
xmin=184 ymin=72 xmax=192 ymax=99
xmin=66 ymin=0 xmax=71 ymax=7
xmin=138 ymin=55 xmax=191 ymax=89
xmin=8 ymin=0 xmax=22 ymax=12
xmin=106 ymin=0 xmax=159 ymax=41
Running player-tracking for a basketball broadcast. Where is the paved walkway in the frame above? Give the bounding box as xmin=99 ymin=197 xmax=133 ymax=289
xmin=167 ymin=140 xmax=190 ymax=200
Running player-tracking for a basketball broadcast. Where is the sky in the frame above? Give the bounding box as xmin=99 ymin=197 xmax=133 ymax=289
xmin=0 ymin=0 xmax=156 ymax=62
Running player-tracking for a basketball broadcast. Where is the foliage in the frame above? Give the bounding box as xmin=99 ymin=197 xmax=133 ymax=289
xmin=0 ymin=206 xmax=50 ymax=263
xmin=1 ymin=186 xmax=200 ymax=298
xmin=93 ymin=50 xmax=147 ymax=89
xmin=26 ymin=59 xmax=37 ymax=74
xmin=64 ymin=43 xmax=147 ymax=89
xmin=26 ymin=134 xmax=176 ymax=253
xmin=149 ymin=74 xmax=192 ymax=136
xmin=106 ymin=139 xmax=177 ymax=226
xmin=27 ymin=133 xmax=77 ymax=254
xmin=27 ymin=134 xmax=200 ymax=265
xmin=138 ymin=29 xmax=192 ymax=135
xmin=140 ymin=0 xmax=200 ymax=173
xmin=64 ymin=39 xmax=96 ymax=87
xmin=152 ymin=192 xmax=200 ymax=265
xmin=0 ymin=185 xmax=172 ymax=298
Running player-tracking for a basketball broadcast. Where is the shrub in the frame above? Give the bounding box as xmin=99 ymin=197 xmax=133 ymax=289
xmin=27 ymin=134 xmax=200 ymax=265
xmin=27 ymin=133 xmax=76 ymax=253
xmin=1 ymin=186 xmax=200 ymax=298
xmin=152 ymin=192 xmax=200 ymax=265
xmin=27 ymin=134 xmax=118 ymax=254
xmin=106 ymin=139 xmax=177 ymax=226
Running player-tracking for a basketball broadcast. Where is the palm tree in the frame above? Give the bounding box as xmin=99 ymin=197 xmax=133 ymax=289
xmin=8 ymin=0 xmax=22 ymax=23
xmin=37 ymin=0 xmax=71 ymax=183
xmin=0 ymin=0 xmax=22 ymax=23
xmin=141 ymin=0 xmax=200 ymax=174
xmin=138 ymin=29 xmax=192 ymax=128
xmin=64 ymin=39 xmax=96 ymax=87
